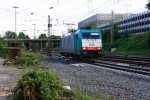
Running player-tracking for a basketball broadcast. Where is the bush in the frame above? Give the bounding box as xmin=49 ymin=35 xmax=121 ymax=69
xmin=12 ymin=69 xmax=64 ymax=100
xmin=13 ymin=51 xmax=42 ymax=67
xmin=12 ymin=69 xmax=112 ymax=100
xmin=0 ymin=38 xmax=8 ymax=58
xmin=0 ymin=48 xmax=8 ymax=58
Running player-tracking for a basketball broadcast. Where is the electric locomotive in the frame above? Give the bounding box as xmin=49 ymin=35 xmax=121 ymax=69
xmin=60 ymin=29 xmax=103 ymax=58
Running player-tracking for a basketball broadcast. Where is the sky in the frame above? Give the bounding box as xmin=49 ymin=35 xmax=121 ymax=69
xmin=0 ymin=0 xmax=148 ymax=38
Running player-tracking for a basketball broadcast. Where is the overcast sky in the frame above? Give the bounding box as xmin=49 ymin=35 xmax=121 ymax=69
xmin=0 ymin=0 xmax=148 ymax=38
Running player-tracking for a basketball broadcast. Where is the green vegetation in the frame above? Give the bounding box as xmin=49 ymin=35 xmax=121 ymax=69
xmin=39 ymin=33 xmax=47 ymax=39
xmin=146 ymin=0 xmax=150 ymax=10
xmin=102 ymin=23 xmax=150 ymax=55
xmin=72 ymin=89 xmax=113 ymax=100
xmin=4 ymin=31 xmax=17 ymax=39
xmin=12 ymin=69 xmax=64 ymax=100
xmin=48 ymin=35 xmax=61 ymax=39
xmin=114 ymin=32 xmax=150 ymax=55
xmin=0 ymin=38 xmax=6 ymax=48
xmin=102 ymin=23 xmax=126 ymax=50
xmin=102 ymin=28 xmax=111 ymax=50
xmin=4 ymin=31 xmax=30 ymax=39
xmin=13 ymin=51 xmax=43 ymax=67
xmin=86 ymin=22 xmax=97 ymax=29
xmin=18 ymin=32 xmax=30 ymax=39
xmin=0 ymin=38 xmax=8 ymax=58
xmin=13 ymin=69 xmax=113 ymax=100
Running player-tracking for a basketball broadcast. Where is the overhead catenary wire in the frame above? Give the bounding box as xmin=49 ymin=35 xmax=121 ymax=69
xmin=62 ymin=0 xmax=146 ymax=24
xmin=0 ymin=0 xmax=148 ymax=37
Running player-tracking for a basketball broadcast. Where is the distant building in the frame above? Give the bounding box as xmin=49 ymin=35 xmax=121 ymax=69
xmin=99 ymin=10 xmax=150 ymax=35
xmin=78 ymin=13 xmax=129 ymax=29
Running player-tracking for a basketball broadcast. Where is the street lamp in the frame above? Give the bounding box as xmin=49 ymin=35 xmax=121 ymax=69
xmin=49 ymin=6 xmax=53 ymax=9
xmin=13 ymin=6 xmax=19 ymax=33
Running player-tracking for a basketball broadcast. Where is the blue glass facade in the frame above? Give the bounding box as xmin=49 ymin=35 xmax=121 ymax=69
xmin=99 ymin=10 xmax=150 ymax=34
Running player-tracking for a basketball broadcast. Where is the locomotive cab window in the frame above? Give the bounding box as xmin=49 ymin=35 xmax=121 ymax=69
xmin=91 ymin=33 xmax=100 ymax=39
xmin=82 ymin=32 xmax=100 ymax=39
xmin=82 ymin=33 xmax=90 ymax=39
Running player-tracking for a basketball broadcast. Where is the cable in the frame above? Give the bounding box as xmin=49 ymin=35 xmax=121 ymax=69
xmin=63 ymin=0 xmax=146 ymax=23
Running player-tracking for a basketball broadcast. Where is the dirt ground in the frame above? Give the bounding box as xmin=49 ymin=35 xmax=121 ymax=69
xmin=0 ymin=58 xmax=20 ymax=99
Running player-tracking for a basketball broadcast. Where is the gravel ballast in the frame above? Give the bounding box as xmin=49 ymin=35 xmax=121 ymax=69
xmin=42 ymin=56 xmax=150 ymax=100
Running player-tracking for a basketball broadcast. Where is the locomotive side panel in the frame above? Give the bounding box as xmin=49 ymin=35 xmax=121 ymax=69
xmin=60 ymin=34 xmax=75 ymax=54
xmin=68 ymin=34 xmax=75 ymax=53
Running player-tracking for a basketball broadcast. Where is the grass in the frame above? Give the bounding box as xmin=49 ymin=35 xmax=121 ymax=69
xmin=72 ymin=89 xmax=114 ymax=100
xmin=105 ymin=32 xmax=150 ymax=56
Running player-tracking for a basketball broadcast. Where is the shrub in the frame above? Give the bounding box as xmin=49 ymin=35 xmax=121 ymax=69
xmin=0 ymin=48 xmax=8 ymax=58
xmin=0 ymin=38 xmax=8 ymax=58
xmin=12 ymin=69 xmax=64 ymax=100
xmin=13 ymin=51 xmax=42 ymax=67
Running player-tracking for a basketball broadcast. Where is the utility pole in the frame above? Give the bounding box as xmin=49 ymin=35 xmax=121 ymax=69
xmin=47 ymin=7 xmax=53 ymax=56
xmin=13 ymin=6 xmax=19 ymax=33
xmin=48 ymin=15 xmax=52 ymax=38
xmin=47 ymin=7 xmax=53 ymax=38
xmin=33 ymin=24 xmax=36 ymax=39
xmin=111 ymin=10 xmax=114 ymax=48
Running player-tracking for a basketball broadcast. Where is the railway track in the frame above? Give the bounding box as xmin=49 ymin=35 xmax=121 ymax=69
xmin=82 ymin=54 xmax=150 ymax=76
xmin=103 ymin=54 xmax=150 ymax=61
xmin=101 ymin=54 xmax=150 ymax=66
xmin=60 ymin=53 xmax=150 ymax=75
xmin=91 ymin=60 xmax=150 ymax=76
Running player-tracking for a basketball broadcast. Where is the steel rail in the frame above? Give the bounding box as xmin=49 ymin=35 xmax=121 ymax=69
xmin=88 ymin=60 xmax=150 ymax=76
xmin=99 ymin=57 xmax=150 ymax=66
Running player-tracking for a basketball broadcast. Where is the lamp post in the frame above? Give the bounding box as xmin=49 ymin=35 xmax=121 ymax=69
xmin=13 ymin=6 xmax=19 ymax=33
xmin=111 ymin=10 xmax=114 ymax=48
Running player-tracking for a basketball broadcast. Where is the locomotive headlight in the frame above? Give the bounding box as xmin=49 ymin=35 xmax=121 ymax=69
xmin=83 ymin=47 xmax=86 ymax=50
xmin=90 ymin=40 xmax=93 ymax=43
xmin=97 ymin=47 xmax=101 ymax=50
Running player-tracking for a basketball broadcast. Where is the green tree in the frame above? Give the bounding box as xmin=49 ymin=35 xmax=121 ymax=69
xmin=0 ymin=38 xmax=7 ymax=58
xmin=102 ymin=28 xmax=111 ymax=50
xmin=25 ymin=35 xmax=30 ymax=39
xmin=122 ymin=30 xmax=129 ymax=38
xmin=39 ymin=33 xmax=47 ymax=39
xmin=0 ymin=38 xmax=6 ymax=49
xmin=148 ymin=32 xmax=150 ymax=48
xmin=18 ymin=32 xmax=30 ymax=39
xmin=146 ymin=0 xmax=150 ymax=9
xmin=86 ymin=22 xmax=97 ymax=29
xmin=48 ymin=35 xmax=61 ymax=39
xmin=18 ymin=32 xmax=26 ymax=39
xmin=102 ymin=28 xmax=111 ymax=43
xmin=4 ymin=31 xmax=17 ymax=39
xmin=114 ymin=23 xmax=121 ymax=41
